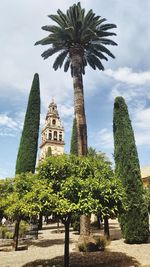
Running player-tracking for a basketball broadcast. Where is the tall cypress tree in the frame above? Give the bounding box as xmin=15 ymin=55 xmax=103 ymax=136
xmin=16 ymin=73 xmax=40 ymax=174
xmin=70 ymin=117 xmax=78 ymax=155
xmin=113 ymin=96 xmax=149 ymax=243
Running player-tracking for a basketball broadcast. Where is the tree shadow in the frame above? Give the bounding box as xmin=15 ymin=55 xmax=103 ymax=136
xmin=22 ymin=251 xmax=141 ymax=267
xmin=28 ymin=238 xmax=73 ymax=248
xmin=28 ymin=238 xmax=64 ymax=247
xmin=42 ymin=225 xmax=64 ymax=231
xmin=51 ymin=228 xmax=74 ymax=234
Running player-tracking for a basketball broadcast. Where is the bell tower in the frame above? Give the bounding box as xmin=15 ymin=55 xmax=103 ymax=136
xmin=39 ymin=100 xmax=64 ymax=160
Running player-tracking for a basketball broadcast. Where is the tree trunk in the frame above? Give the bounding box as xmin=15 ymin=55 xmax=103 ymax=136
xmin=38 ymin=213 xmax=43 ymax=230
xmin=13 ymin=218 xmax=21 ymax=251
xmin=104 ymin=216 xmax=110 ymax=239
xmin=64 ymin=215 xmax=70 ymax=267
xmin=80 ymin=215 xmax=90 ymax=236
xmin=71 ymin=48 xmax=88 ymax=156
xmin=57 ymin=218 xmax=60 ymax=233
xmin=70 ymin=48 xmax=89 ymax=237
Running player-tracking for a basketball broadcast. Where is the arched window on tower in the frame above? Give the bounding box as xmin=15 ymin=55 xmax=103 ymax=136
xmin=49 ymin=131 xmax=52 ymax=140
xmin=52 ymin=119 xmax=56 ymax=125
xmin=54 ymin=131 xmax=57 ymax=140
xmin=59 ymin=132 xmax=62 ymax=141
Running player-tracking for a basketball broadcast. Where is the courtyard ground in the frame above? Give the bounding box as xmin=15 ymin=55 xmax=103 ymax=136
xmin=0 ymin=219 xmax=150 ymax=267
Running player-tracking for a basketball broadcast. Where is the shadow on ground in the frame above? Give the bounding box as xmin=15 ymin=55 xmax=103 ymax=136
xmin=28 ymin=238 xmax=65 ymax=247
xmin=22 ymin=251 xmax=141 ymax=267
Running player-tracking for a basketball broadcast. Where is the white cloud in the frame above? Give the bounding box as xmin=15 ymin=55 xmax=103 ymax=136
xmin=58 ymin=104 xmax=74 ymax=119
xmin=134 ymin=108 xmax=150 ymax=130
xmin=132 ymin=107 xmax=150 ymax=147
xmin=98 ymin=128 xmax=114 ymax=149
xmin=0 ymin=113 xmax=24 ymax=137
xmin=105 ymin=67 xmax=150 ymax=86
xmin=92 ymin=128 xmax=114 ymax=150
xmin=0 ymin=114 xmax=18 ymax=130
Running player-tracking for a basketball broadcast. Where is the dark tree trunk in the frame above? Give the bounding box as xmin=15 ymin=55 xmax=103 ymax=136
xmin=13 ymin=219 xmax=21 ymax=251
xmin=38 ymin=213 xmax=43 ymax=230
xmin=64 ymin=215 xmax=70 ymax=267
xmin=97 ymin=214 xmax=102 ymax=229
xmin=57 ymin=218 xmax=60 ymax=233
xmin=104 ymin=216 xmax=110 ymax=239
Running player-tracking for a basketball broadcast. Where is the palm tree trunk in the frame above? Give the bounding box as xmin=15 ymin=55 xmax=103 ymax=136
xmin=71 ymin=49 xmax=89 ymax=236
xmin=71 ymin=49 xmax=88 ymax=156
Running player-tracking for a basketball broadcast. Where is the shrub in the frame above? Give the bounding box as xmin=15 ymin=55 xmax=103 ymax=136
xmin=5 ymin=231 xmax=13 ymax=239
xmin=78 ymin=235 xmax=109 ymax=252
xmin=0 ymin=225 xmax=13 ymax=239
xmin=19 ymin=221 xmax=29 ymax=238
xmin=94 ymin=235 xmax=109 ymax=251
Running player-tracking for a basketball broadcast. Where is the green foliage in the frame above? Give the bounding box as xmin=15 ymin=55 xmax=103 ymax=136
xmin=35 ymin=2 xmax=117 ymax=74
xmin=19 ymin=221 xmax=29 ymax=238
xmin=145 ymin=184 xmax=150 ymax=213
xmin=15 ymin=73 xmax=40 ymax=174
xmin=0 ymin=225 xmax=8 ymax=239
xmin=0 ymin=178 xmax=14 ymax=218
xmin=88 ymin=147 xmax=111 ymax=165
xmin=113 ymin=96 xmax=149 ymax=243
xmin=70 ymin=118 xmax=78 ymax=155
xmin=38 ymin=154 xmax=125 ymax=219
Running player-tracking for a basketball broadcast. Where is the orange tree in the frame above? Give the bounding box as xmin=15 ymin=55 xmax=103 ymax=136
xmin=37 ymin=154 xmax=125 ymax=267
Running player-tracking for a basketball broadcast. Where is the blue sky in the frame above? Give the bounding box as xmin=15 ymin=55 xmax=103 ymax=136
xmin=0 ymin=0 xmax=150 ymax=178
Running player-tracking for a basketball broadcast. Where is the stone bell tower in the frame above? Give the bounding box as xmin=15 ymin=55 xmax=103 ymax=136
xmin=39 ymin=100 xmax=64 ymax=160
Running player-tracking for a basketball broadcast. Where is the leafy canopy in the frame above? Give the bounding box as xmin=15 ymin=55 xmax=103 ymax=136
xmin=38 ymin=154 xmax=125 ymax=219
xmin=35 ymin=2 xmax=117 ymax=74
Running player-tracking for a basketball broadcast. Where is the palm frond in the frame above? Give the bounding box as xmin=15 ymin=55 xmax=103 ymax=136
xmin=41 ymin=47 xmax=62 ymax=59
xmin=87 ymin=45 xmax=108 ymax=61
xmin=57 ymin=9 xmax=70 ymax=27
xmin=90 ymin=54 xmax=104 ymax=70
xmin=83 ymin=9 xmax=95 ymax=29
xmin=99 ymin=38 xmax=118 ymax=46
xmin=41 ymin=25 xmax=62 ymax=33
xmin=35 ymin=36 xmax=54 ymax=46
xmin=48 ymin=14 xmax=66 ymax=28
xmin=86 ymin=54 xmax=96 ymax=70
xmin=97 ymin=31 xmax=117 ymax=37
xmin=53 ymin=50 xmax=68 ymax=70
xmin=92 ymin=43 xmax=115 ymax=58
xmin=64 ymin=57 xmax=71 ymax=72
xmin=99 ymin=23 xmax=117 ymax=31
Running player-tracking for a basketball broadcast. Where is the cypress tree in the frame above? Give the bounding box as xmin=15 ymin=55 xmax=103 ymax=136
xmin=16 ymin=73 xmax=40 ymax=174
xmin=113 ymin=96 xmax=149 ymax=243
xmin=70 ymin=117 xmax=78 ymax=155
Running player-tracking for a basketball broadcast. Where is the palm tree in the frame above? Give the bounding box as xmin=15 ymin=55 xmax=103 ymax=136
xmin=35 ymin=2 xmax=117 ymax=157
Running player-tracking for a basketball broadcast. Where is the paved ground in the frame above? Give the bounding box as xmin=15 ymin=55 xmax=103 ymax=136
xmin=0 ymin=220 xmax=150 ymax=267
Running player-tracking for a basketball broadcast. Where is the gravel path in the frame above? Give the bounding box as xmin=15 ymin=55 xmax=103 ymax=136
xmin=0 ymin=220 xmax=150 ymax=267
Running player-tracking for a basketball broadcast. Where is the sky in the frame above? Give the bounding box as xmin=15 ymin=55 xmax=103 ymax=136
xmin=0 ymin=0 xmax=150 ymax=178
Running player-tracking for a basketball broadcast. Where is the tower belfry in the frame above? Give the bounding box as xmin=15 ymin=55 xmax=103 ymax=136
xmin=39 ymin=100 xmax=64 ymax=160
